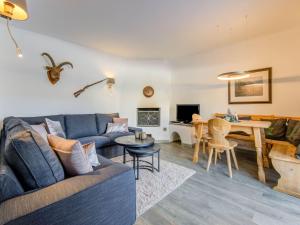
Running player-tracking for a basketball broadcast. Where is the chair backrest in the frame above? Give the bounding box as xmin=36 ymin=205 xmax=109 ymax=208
xmin=208 ymin=118 xmax=231 ymax=147
xmin=192 ymin=114 xmax=203 ymax=139
xmin=192 ymin=114 xmax=201 ymax=122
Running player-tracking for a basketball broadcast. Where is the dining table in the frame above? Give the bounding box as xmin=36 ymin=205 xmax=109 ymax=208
xmin=193 ymin=119 xmax=271 ymax=183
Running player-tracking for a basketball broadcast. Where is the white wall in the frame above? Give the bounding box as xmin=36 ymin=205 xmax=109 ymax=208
xmin=3 ymin=23 xmax=300 ymax=141
xmin=170 ymin=26 xmax=300 ymax=120
xmin=0 ymin=24 xmax=171 ymax=140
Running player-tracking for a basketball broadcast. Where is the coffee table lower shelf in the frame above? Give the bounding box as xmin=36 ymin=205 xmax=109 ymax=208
xmin=123 ymin=144 xmax=160 ymax=180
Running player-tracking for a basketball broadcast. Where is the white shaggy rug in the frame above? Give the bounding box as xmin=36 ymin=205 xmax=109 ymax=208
xmin=112 ymin=155 xmax=195 ymax=216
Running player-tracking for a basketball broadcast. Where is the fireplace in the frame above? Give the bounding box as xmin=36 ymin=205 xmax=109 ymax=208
xmin=137 ymin=108 xmax=160 ymax=127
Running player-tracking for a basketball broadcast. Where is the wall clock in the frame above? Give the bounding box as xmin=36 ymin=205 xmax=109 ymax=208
xmin=143 ymin=86 xmax=154 ymax=98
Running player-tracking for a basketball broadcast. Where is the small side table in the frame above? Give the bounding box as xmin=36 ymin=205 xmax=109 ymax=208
xmin=126 ymin=144 xmax=160 ymax=180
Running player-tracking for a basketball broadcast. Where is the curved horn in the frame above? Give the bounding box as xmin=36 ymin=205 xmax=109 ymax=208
xmin=41 ymin=52 xmax=56 ymax=66
xmin=58 ymin=62 xmax=73 ymax=69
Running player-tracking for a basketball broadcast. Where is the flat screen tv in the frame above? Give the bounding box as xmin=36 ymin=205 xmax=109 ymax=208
xmin=176 ymin=104 xmax=200 ymax=123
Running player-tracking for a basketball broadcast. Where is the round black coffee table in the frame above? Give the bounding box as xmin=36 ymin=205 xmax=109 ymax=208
xmin=115 ymin=135 xmax=160 ymax=180
xmin=126 ymin=144 xmax=160 ymax=180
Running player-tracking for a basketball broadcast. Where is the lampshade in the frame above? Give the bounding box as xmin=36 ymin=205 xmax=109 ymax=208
xmin=217 ymin=71 xmax=250 ymax=81
xmin=0 ymin=0 xmax=28 ymax=20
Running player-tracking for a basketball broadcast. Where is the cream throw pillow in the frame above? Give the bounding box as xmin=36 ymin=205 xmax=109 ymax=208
xmin=47 ymin=135 xmax=93 ymax=176
xmin=82 ymin=142 xmax=100 ymax=167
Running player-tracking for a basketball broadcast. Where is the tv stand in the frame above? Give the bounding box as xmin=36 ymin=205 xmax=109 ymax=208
xmin=169 ymin=122 xmax=194 ymax=145
xmin=170 ymin=121 xmax=192 ymax=126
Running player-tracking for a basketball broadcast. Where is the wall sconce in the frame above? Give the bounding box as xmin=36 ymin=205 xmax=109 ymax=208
xmin=0 ymin=0 xmax=29 ymax=58
xmin=73 ymin=77 xmax=116 ymax=98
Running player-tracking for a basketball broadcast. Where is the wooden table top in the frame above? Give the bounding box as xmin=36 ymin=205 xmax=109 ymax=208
xmin=193 ymin=120 xmax=271 ymax=128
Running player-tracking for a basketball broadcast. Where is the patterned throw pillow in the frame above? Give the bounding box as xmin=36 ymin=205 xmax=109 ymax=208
xmin=82 ymin=142 xmax=100 ymax=167
xmin=48 ymin=135 xmax=93 ymax=176
xmin=286 ymin=120 xmax=300 ymax=146
xmin=106 ymin=122 xmax=128 ymax=133
xmin=45 ymin=118 xmax=66 ymax=138
xmin=263 ymin=119 xmax=287 ymax=140
xmin=113 ymin=118 xmax=128 ymax=131
xmin=297 ymin=145 xmax=300 ymax=159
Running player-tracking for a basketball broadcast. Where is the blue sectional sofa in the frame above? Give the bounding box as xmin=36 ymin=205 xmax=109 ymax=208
xmin=19 ymin=113 xmax=141 ymax=158
xmin=0 ymin=113 xmax=140 ymax=225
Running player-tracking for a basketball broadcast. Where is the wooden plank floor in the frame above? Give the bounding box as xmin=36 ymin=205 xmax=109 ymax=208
xmin=135 ymin=142 xmax=300 ymax=225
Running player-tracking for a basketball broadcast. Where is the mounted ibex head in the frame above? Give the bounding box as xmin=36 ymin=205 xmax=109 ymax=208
xmin=41 ymin=52 xmax=73 ymax=85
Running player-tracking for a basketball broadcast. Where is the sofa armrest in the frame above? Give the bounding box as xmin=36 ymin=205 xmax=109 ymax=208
xmin=1 ymin=163 xmax=136 ymax=225
xmin=128 ymin=127 xmax=142 ymax=133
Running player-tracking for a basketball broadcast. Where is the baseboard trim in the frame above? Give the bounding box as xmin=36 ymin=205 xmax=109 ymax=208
xmin=155 ymin=140 xmax=171 ymax=144
xmin=156 ymin=140 xmax=194 ymax=148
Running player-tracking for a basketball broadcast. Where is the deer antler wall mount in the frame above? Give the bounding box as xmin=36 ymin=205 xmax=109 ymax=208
xmin=41 ymin=52 xmax=73 ymax=85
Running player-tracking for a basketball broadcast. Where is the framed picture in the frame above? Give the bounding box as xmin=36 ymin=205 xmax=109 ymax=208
xmin=228 ymin=67 xmax=272 ymax=104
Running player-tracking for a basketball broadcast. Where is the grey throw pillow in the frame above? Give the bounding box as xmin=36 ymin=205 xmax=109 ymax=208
xmin=45 ymin=118 xmax=66 ymax=138
xmin=106 ymin=123 xmax=128 ymax=133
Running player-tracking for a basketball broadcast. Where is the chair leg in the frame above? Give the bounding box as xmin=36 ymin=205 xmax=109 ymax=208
xmin=225 ymin=149 xmax=233 ymax=178
xmin=231 ymin=149 xmax=239 ymax=170
xmin=206 ymin=147 xmax=214 ymax=172
xmin=218 ymin=153 xmax=221 ymax=160
xmin=203 ymin=140 xmax=206 ymax=154
xmin=214 ymin=149 xmax=218 ymax=165
xmin=192 ymin=139 xmax=200 ymax=163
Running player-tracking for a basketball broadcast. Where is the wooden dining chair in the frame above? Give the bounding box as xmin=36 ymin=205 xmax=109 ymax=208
xmin=192 ymin=114 xmax=211 ymax=163
xmin=206 ymin=118 xmax=239 ymax=178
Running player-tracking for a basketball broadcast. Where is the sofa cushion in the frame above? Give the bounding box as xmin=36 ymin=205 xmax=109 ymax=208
xmin=31 ymin=124 xmax=48 ymax=143
xmin=102 ymin=132 xmax=133 ymax=142
xmin=4 ymin=117 xmax=65 ymax=191
xmin=95 ymin=155 xmax=114 ymax=169
xmin=0 ymin=163 xmax=136 ymax=225
xmin=20 ymin=115 xmax=66 ymax=133
xmin=77 ymin=136 xmax=111 ymax=148
xmin=65 ymin=114 xmax=98 ymax=139
xmin=96 ymin=113 xmax=119 ymax=135
xmin=263 ymin=119 xmax=287 ymax=140
xmin=0 ymin=163 xmax=24 ymax=203
xmin=286 ymin=120 xmax=300 ymax=146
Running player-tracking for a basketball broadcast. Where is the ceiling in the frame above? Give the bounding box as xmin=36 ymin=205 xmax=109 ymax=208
xmin=10 ymin=0 xmax=300 ymax=60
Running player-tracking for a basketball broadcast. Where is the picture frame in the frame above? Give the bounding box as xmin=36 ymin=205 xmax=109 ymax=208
xmin=228 ymin=67 xmax=272 ymax=104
